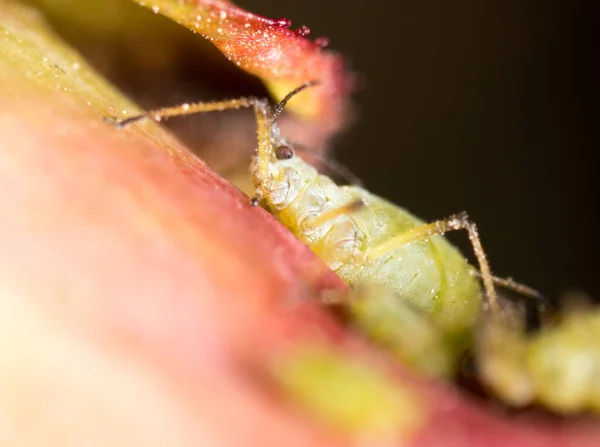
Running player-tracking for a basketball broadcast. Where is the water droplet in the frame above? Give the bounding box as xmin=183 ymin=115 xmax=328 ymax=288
xmin=295 ymin=26 xmax=311 ymax=37
xmin=151 ymin=5 xmax=160 ymax=13
xmin=274 ymin=18 xmax=292 ymax=28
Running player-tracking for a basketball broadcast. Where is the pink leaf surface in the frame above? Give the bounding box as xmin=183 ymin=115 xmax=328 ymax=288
xmin=131 ymin=0 xmax=354 ymax=134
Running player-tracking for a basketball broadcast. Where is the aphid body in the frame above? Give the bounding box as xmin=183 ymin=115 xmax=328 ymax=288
xmin=113 ymin=83 xmax=506 ymax=377
xmin=254 ymin=143 xmax=481 ymax=341
xmin=478 ymin=303 xmax=600 ymax=414
xmin=245 ymin=85 xmax=503 ymax=372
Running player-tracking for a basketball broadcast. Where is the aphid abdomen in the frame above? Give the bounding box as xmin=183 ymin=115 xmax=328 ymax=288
xmin=336 ymin=188 xmax=482 ymax=338
xmin=262 ymin=156 xmax=481 ymax=343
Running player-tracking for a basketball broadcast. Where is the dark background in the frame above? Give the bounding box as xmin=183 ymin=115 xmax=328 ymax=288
xmin=240 ymin=0 xmax=597 ymax=299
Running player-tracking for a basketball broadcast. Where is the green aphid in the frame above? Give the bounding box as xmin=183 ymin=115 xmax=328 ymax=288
xmin=116 ymin=83 xmax=600 ymax=418
xmin=246 ymin=84 xmax=497 ymax=375
xmin=477 ymin=297 xmax=600 ymax=414
xmin=112 ymin=83 xmax=539 ymax=379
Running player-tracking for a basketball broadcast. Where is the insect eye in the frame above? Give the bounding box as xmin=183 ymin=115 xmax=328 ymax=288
xmin=275 ymin=145 xmax=294 ymax=160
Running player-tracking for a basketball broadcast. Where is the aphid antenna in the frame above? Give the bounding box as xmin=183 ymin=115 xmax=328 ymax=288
xmin=271 ymin=81 xmax=320 ymax=122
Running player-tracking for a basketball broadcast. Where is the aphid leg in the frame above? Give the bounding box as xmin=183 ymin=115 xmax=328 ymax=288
xmin=474 ymin=272 xmax=545 ymax=302
xmin=106 ymin=96 xmax=274 ymax=203
xmin=365 ymin=212 xmax=499 ymax=312
xmin=109 ymin=81 xmax=319 ymax=205
xmin=303 ymin=200 xmax=365 ymax=229
xmin=106 ymin=97 xmax=265 ymax=128
xmin=473 ymin=272 xmax=549 ymax=325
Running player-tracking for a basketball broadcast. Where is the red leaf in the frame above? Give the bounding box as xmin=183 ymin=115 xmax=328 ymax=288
xmin=132 ymin=0 xmax=354 ymax=134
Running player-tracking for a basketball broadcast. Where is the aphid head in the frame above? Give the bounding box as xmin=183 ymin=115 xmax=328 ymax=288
xmin=250 ymin=81 xmax=319 ymax=206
